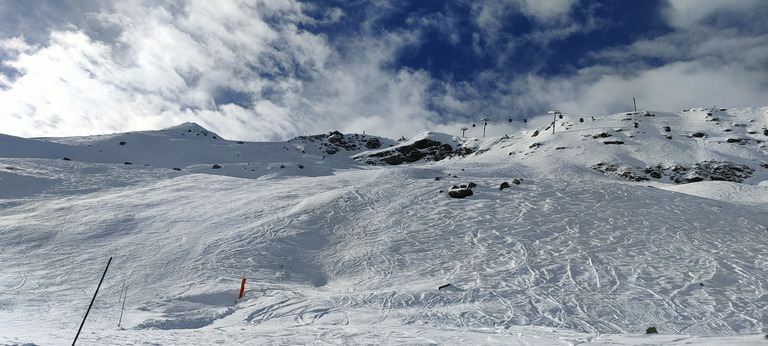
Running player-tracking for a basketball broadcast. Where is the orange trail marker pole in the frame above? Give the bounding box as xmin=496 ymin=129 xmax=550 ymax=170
xmin=238 ymin=278 xmax=246 ymax=299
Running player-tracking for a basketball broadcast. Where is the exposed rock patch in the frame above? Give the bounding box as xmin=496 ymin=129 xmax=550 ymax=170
xmin=292 ymin=131 xmax=389 ymax=156
xmin=359 ymin=136 xmax=476 ymax=165
xmin=594 ymin=161 xmax=755 ymax=183
xmin=365 ymin=138 xmax=381 ymax=149
xmin=593 ymin=163 xmax=647 ymax=182
xmin=592 ymin=133 xmax=612 ymax=139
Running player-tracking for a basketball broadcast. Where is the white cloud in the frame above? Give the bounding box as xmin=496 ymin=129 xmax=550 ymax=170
xmin=0 ymin=36 xmax=35 ymax=54
xmin=0 ymin=1 xmax=339 ymax=141
xmin=0 ymin=31 xmax=148 ymax=136
xmin=471 ymin=0 xmax=577 ymax=31
xmin=518 ymin=0 xmax=578 ymax=22
xmin=663 ymin=0 xmax=765 ymax=28
xmin=467 ymin=0 xmax=595 ymax=60
xmin=305 ymin=34 xmax=440 ymax=138
xmin=0 ymin=0 xmax=765 ymax=142
xmin=530 ymin=60 xmax=767 ymax=117
xmin=588 ymin=26 xmax=768 ymax=74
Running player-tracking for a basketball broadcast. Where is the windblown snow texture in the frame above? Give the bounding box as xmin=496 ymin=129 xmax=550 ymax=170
xmin=1 ymin=107 xmax=767 ymax=344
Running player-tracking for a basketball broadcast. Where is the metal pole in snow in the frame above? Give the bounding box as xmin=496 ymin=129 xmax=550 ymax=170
xmin=73 ymin=256 xmax=112 ymax=346
xmin=118 ymin=285 xmax=128 ymax=329
xmin=548 ymin=110 xmax=560 ymax=134
xmin=118 ymin=283 xmax=125 ymax=305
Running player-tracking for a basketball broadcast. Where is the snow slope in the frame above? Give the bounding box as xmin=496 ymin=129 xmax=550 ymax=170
xmin=1 ymin=107 xmax=767 ymax=345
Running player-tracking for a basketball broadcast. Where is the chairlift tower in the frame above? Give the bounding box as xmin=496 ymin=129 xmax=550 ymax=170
xmin=548 ymin=110 xmax=561 ymax=134
xmin=460 ymin=126 xmax=468 ymax=138
xmin=480 ymin=117 xmax=489 ymax=137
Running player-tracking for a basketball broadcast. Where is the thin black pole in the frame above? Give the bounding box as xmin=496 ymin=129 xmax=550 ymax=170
xmin=73 ymin=256 xmax=112 ymax=346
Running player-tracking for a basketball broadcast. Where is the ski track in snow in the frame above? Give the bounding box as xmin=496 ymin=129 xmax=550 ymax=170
xmin=2 ymin=108 xmax=768 ymax=344
xmin=5 ymin=162 xmax=766 ymax=344
xmin=1 ymin=163 xmax=768 ymax=346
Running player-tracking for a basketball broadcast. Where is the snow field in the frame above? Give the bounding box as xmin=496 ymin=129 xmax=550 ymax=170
xmin=1 ymin=107 xmax=768 ymax=344
xmin=2 ymin=158 xmax=767 ymax=344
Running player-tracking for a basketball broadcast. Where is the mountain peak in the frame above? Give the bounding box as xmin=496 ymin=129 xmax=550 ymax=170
xmin=161 ymin=122 xmax=223 ymax=140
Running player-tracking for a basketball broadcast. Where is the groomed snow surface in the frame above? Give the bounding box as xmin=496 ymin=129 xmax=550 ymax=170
xmin=1 ymin=108 xmax=768 ymax=345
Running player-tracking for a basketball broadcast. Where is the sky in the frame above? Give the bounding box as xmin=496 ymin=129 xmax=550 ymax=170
xmin=1 ymin=0 xmax=766 ymax=141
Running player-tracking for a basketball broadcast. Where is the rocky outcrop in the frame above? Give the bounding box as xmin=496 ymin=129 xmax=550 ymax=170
xmin=592 ymin=163 xmax=647 ymax=182
xmin=292 ymin=131 xmax=389 ymax=156
xmin=671 ymin=161 xmax=754 ymax=183
xmin=365 ymin=138 xmax=381 ymax=149
xmin=361 ymin=138 xmax=472 ymax=165
xmin=594 ymin=161 xmax=755 ymax=183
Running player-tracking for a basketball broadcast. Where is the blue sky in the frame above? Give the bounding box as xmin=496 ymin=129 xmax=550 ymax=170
xmin=1 ymin=0 xmax=766 ymax=141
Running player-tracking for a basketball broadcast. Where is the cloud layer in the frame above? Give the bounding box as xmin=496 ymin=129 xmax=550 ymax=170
xmin=1 ymin=0 xmax=766 ymax=140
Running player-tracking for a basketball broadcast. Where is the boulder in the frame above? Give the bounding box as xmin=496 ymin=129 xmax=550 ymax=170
xmin=448 ymin=188 xmax=473 ymax=198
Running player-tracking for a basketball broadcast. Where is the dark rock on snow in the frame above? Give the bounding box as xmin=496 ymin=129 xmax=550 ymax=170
xmin=448 ymin=187 xmax=473 ymax=198
xmin=366 ymin=138 xmax=454 ymax=165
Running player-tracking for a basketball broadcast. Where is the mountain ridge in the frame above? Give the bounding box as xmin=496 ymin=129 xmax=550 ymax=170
xmin=5 ymin=106 xmax=766 ymax=184
xmin=1 ymin=107 xmax=768 ymax=344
